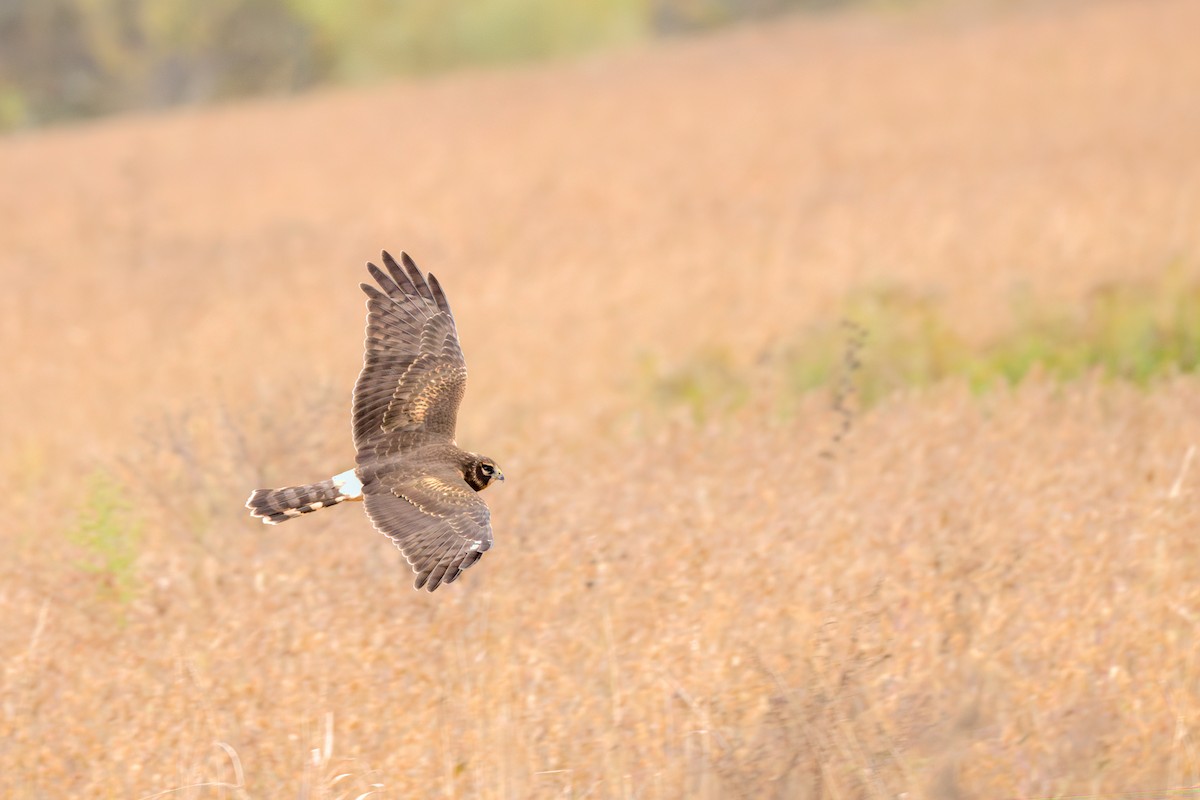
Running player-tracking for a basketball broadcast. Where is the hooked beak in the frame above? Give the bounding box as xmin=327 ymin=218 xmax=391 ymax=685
xmin=495 ymin=468 xmax=505 ymax=482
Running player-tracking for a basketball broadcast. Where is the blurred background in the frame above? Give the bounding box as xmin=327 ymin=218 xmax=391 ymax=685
xmin=2 ymin=0 xmax=1199 ymax=797
xmin=2 ymin=0 xmax=906 ymax=132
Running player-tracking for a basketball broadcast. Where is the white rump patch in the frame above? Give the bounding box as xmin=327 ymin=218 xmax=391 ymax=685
xmin=332 ymin=468 xmax=364 ymax=499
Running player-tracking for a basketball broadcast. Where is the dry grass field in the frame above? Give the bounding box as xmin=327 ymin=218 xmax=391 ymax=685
xmin=2 ymin=0 xmax=1200 ymax=796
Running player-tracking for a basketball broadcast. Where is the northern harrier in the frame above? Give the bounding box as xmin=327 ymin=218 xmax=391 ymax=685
xmin=247 ymin=251 xmax=504 ymax=591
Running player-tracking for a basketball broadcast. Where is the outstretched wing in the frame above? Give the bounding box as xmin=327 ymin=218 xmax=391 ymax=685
xmin=364 ymin=473 xmax=493 ymax=591
xmin=353 ymin=251 xmax=466 ymax=459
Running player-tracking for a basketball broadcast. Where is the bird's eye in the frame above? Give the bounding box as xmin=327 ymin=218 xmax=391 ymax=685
xmin=480 ymin=464 xmax=494 ymax=475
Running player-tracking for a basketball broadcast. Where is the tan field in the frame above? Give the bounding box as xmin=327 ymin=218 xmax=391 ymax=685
xmin=3 ymin=0 xmax=1200 ymax=796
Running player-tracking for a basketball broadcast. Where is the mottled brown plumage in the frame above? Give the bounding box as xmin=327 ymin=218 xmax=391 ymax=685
xmin=247 ymin=251 xmax=503 ymax=591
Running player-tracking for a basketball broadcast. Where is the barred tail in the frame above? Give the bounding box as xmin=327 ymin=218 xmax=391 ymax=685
xmin=246 ymin=469 xmax=364 ymax=525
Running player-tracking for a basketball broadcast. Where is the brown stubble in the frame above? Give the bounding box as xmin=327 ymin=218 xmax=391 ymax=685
xmin=2 ymin=0 xmax=1200 ymax=796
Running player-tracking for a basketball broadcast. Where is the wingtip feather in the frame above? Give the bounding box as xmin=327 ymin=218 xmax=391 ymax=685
xmin=366 ymin=262 xmax=402 ymax=298
xmin=426 ymin=272 xmax=452 ymax=314
xmin=399 ymin=251 xmax=436 ymax=301
xmin=381 ymin=250 xmax=423 ymax=302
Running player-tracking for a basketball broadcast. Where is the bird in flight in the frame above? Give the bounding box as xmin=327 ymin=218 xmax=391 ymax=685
xmin=247 ymin=251 xmax=504 ymax=591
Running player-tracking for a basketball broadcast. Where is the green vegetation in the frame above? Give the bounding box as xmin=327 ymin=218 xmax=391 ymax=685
xmin=649 ymin=276 xmax=1200 ymax=416
xmin=68 ymin=471 xmax=144 ymax=606
xmin=807 ymin=278 xmax=1200 ymax=401
xmin=290 ymin=0 xmax=647 ymax=80
xmin=0 ymin=0 xmax=872 ymax=131
xmin=641 ymin=347 xmax=751 ymax=421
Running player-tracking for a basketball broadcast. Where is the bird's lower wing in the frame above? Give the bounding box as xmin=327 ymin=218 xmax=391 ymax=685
xmin=363 ymin=476 xmax=493 ymax=591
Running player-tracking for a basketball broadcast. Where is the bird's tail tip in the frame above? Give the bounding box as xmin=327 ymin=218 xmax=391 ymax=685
xmin=246 ymin=473 xmax=359 ymax=524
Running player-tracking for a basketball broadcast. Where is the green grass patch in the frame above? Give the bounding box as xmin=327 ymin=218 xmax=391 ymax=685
xmin=796 ymin=278 xmax=1200 ymax=403
xmin=68 ymin=471 xmax=144 ymax=608
xmin=640 ymin=347 xmax=750 ymax=421
xmin=647 ymin=276 xmax=1200 ymax=417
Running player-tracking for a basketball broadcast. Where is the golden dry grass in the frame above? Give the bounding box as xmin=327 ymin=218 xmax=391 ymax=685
xmin=2 ymin=0 xmax=1200 ymax=796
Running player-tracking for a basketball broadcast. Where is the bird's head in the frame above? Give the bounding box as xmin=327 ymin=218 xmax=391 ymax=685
xmin=466 ymin=455 xmax=505 ymax=491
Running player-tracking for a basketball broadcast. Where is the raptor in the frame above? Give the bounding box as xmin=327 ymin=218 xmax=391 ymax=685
xmin=247 ymin=251 xmax=503 ymax=591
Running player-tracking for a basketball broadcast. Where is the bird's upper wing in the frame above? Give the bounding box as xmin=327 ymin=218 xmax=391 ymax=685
xmin=353 ymin=251 xmax=467 ymax=458
xmin=364 ymin=473 xmax=493 ymax=591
